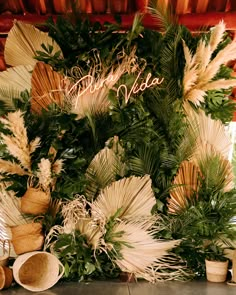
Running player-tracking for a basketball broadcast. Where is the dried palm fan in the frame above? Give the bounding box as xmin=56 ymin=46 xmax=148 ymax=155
xmin=45 ymin=197 xmax=104 ymax=252
xmin=0 ymin=181 xmax=30 ymax=257
xmin=195 ymin=145 xmax=234 ymax=192
xmin=85 ymin=138 xmax=126 ymax=200
xmin=111 ymin=220 xmax=179 ymax=282
xmin=31 ymin=62 xmax=65 ymax=113
xmin=187 ymin=109 xmax=231 ymax=159
xmin=0 ymin=65 xmax=33 ymax=109
xmin=91 ymin=175 xmax=156 ymax=221
xmin=4 ymin=21 xmax=63 ymax=67
xmin=168 ymin=160 xmax=202 ymax=214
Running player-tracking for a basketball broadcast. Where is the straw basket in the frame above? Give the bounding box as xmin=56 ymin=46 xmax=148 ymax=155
xmin=0 ymin=240 xmax=10 ymax=266
xmin=13 ymin=251 xmax=64 ymax=292
xmin=0 ymin=266 xmax=13 ymax=290
xmin=21 ymin=187 xmax=50 ymax=215
xmin=11 ymin=223 xmax=44 ymax=255
xmin=205 ymin=259 xmax=229 ymax=282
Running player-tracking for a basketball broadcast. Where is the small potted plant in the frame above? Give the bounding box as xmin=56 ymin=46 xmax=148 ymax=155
xmin=204 ymin=243 xmax=229 ymax=283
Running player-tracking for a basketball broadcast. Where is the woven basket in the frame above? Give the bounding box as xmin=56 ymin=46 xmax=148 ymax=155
xmin=0 ymin=240 xmax=10 ymax=266
xmin=0 ymin=266 xmax=13 ymax=290
xmin=11 ymin=223 xmax=44 ymax=255
xmin=205 ymin=259 xmax=229 ymax=282
xmin=13 ymin=251 xmax=64 ymax=292
xmin=21 ymin=187 xmax=50 ymax=215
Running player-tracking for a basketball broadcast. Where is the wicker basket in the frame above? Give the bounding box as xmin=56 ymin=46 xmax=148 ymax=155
xmin=205 ymin=259 xmax=229 ymax=282
xmin=21 ymin=187 xmax=50 ymax=215
xmin=0 ymin=240 xmax=10 ymax=266
xmin=11 ymin=223 xmax=44 ymax=255
xmin=13 ymin=251 xmax=64 ymax=292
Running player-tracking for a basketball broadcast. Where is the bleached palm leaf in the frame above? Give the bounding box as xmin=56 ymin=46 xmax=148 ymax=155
xmin=31 ymin=62 xmax=65 ymax=113
xmin=112 ymin=220 xmax=178 ymax=282
xmin=0 ymin=87 xmax=22 ymax=109
xmin=85 ymin=145 xmax=126 ymax=200
xmin=0 ymin=65 xmax=32 ymax=90
xmin=0 ymin=181 xmax=29 ymax=256
xmin=188 ymin=110 xmax=231 ymax=159
xmin=0 ymin=65 xmax=33 ymax=108
xmin=91 ymin=175 xmax=155 ymax=221
xmin=168 ymin=161 xmax=202 ymax=214
xmin=4 ymin=21 xmax=63 ymax=67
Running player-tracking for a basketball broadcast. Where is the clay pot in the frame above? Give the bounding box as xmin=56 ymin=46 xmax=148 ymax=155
xmin=11 ymin=223 xmax=44 ymax=255
xmin=21 ymin=187 xmax=50 ymax=215
xmin=0 ymin=266 xmax=13 ymax=290
xmin=110 ymin=0 xmax=128 ymax=13
xmin=91 ymin=0 xmax=107 ymax=13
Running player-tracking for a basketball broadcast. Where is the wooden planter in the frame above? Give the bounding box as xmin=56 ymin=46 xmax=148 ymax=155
xmin=205 ymin=259 xmax=229 ymax=282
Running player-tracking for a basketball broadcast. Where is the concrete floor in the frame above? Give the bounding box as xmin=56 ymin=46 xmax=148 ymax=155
xmin=2 ymin=280 xmax=236 ymax=295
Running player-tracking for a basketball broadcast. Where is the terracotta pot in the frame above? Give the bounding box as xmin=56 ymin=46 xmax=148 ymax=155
xmin=120 ymin=272 xmax=135 ymax=282
xmin=205 ymin=259 xmax=229 ymax=283
xmin=21 ymin=187 xmax=50 ymax=215
xmin=91 ymin=0 xmax=107 ymax=13
xmin=11 ymin=223 xmax=44 ymax=255
xmin=0 ymin=266 xmax=13 ymax=290
xmin=110 ymin=0 xmax=128 ymax=13
xmin=135 ymin=0 xmax=149 ymax=12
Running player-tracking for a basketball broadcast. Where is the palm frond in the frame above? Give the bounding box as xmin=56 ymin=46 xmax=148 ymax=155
xmin=129 ymin=143 xmax=160 ymax=178
xmin=0 ymin=65 xmax=33 ymax=109
xmin=85 ymin=142 xmax=126 ymax=200
xmin=91 ymin=175 xmax=155 ymax=221
xmin=168 ymin=161 xmax=202 ymax=214
xmin=187 ymin=109 xmax=231 ymax=159
xmin=112 ymin=220 xmax=179 ymax=282
xmin=5 ymin=21 xmax=63 ymax=67
xmin=196 ymin=148 xmax=234 ymax=193
xmin=31 ymin=62 xmax=65 ymax=113
xmin=149 ymin=0 xmax=177 ymax=32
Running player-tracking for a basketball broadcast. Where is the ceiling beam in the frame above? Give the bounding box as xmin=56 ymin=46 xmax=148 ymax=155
xmin=175 ymin=0 xmax=190 ymax=14
xmin=1 ymin=11 xmax=236 ymax=34
xmin=196 ymin=0 xmax=209 ymax=13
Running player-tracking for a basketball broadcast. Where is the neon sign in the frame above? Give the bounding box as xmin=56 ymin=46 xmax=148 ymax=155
xmin=117 ymin=72 xmax=164 ymax=103
xmin=68 ymin=71 xmax=164 ymax=108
